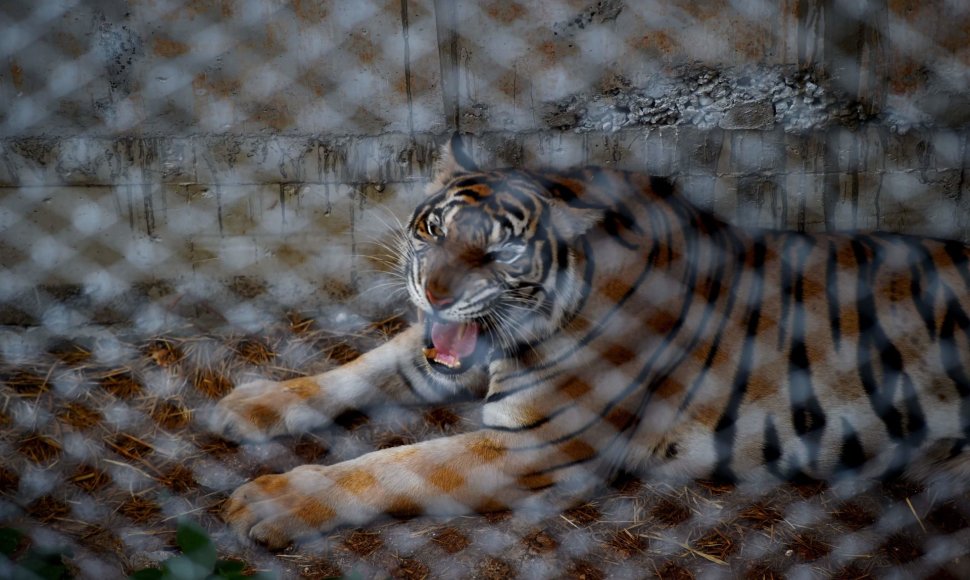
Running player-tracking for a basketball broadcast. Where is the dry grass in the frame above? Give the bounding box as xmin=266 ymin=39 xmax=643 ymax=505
xmin=193 ymin=369 xmax=233 ymax=399
xmin=430 ymin=527 xmax=470 ymax=554
xmin=5 ymin=370 xmax=50 ymax=397
xmin=99 ymin=370 xmax=142 ymax=398
xmin=562 ymin=502 xmax=601 ymax=527
xmin=59 ymin=402 xmax=102 ymax=429
xmin=18 ymin=434 xmax=61 ymax=463
xmin=344 ymin=530 xmax=383 ymax=557
xmin=0 ymin=312 xmax=968 ymax=577
xmin=69 ymin=464 xmax=111 ymax=492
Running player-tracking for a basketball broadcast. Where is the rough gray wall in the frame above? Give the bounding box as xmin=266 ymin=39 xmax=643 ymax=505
xmin=1 ymin=0 xmax=969 ymax=326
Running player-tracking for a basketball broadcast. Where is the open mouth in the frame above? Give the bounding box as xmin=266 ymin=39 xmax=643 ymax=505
xmin=422 ymin=318 xmax=489 ymax=374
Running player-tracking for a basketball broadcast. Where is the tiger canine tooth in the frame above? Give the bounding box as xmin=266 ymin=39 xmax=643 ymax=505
xmin=423 ymin=347 xmax=462 ymax=369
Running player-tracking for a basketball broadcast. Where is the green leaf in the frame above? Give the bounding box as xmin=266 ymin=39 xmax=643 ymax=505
xmin=213 ymin=559 xmax=245 ymax=574
xmin=129 ymin=568 xmax=165 ymax=580
xmin=0 ymin=528 xmax=23 ymax=557
xmin=175 ymin=522 xmax=216 ymax=572
xmin=162 ymin=554 xmax=210 ymax=580
xmin=16 ymin=550 xmax=69 ymax=580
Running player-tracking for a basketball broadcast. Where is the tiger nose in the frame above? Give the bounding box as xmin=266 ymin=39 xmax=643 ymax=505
xmin=425 ymin=287 xmax=454 ymax=307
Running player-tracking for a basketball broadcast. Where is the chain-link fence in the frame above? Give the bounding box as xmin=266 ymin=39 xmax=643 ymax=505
xmin=2 ymin=0 xmax=970 ymax=577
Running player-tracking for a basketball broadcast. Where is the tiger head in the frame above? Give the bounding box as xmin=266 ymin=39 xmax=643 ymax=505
xmin=404 ymin=136 xmax=601 ymax=374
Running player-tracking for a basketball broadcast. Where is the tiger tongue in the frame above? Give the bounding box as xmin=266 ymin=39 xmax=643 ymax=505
xmin=430 ymin=321 xmax=479 ymax=367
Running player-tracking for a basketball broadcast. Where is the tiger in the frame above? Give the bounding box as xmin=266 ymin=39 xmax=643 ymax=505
xmin=212 ymin=135 xmax=970 ymax=548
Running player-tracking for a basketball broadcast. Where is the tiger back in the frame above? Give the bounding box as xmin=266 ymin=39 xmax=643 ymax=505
xmin=214 ymin=137 xmax=970 ymax=547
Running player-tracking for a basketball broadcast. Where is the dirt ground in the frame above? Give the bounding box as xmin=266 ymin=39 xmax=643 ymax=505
xmin=1 ymin=312 xmax=969 ymax=578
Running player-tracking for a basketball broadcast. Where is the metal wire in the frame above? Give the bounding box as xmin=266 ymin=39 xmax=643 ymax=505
xmin=1 ymin=0 xmax=969 ymax=577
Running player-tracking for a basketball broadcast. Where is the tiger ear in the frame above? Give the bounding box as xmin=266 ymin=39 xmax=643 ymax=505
xmin=443 ymin=133 xmax=478 ymax=172
xmin=549 ymin=200 xmax=603 ymax=241
xmin=428 ymin=133 xmax=478 ymax=192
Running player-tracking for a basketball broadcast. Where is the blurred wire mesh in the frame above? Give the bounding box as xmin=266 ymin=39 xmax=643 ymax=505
xmin=1 ymin=0 xmax=969 ymax=577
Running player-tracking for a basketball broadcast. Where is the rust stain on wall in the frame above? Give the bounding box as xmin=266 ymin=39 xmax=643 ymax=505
xmin=732 ymin=20 xmax=771 ymax=61
xmin=887 ymin=0 xmax=919 ymax=15
xmin=263 ymin=22 xmax=285 ymax=56
xmin=536 ymin=40 xmax=578 ymax=64
xmin=888 ymin=58 xmax=927 ymax=94
xmin=299 ymin=69 xmax=329 ymax=98
xmin=346 ymin=31 xmax=378 ymax=65
xmin=631 ymin=31 xmax=679 ymax=57
xmin=250 ymin=100 xmax=294 ymax=131
xmin=293 ymin=0 xmax=329 ymax=22
xmin=483 ymin=0 xmax=528 ymax=24
xmin=8 ymin=62 xmax=24 ymax=91
xmin=215 ymin=78 xmax=242 ymax=98
xmin=679 ymin=0 xmax=727 ymax=22
xmin=51 ymin=31 xmax=85 ymax=58
xmin=193 ymin=73 xmax=241 ymax=98
xmin=183 ymin=0 xmax=234 ymax=19
xmin=152 ymin=36 xmax=189 ymax=58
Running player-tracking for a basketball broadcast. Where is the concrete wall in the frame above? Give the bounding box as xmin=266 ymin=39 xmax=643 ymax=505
xmin=1 ymin=0 xmax=969 ymax=327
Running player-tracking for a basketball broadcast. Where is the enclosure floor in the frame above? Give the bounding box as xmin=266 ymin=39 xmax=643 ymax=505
xmin=1 ymin=314 xmax=969 ymax=578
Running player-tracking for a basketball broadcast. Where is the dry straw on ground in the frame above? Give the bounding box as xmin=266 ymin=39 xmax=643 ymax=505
xmin=1 ymin=312 xmax=969 ymax=578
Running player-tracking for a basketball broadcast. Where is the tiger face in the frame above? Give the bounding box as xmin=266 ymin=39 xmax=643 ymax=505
xmin=404 ymin=172 xmax=594 ymax=374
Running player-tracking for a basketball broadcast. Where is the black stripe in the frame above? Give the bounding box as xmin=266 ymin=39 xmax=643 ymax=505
xmin=852 ymin=238 xmax=927 ymax=446
xmin=947 ymin=438 xmax=968 ymax=460
xmin=676 ymin=227 xmax=748 ymax=413
xmin=487 ymin=205 xmax=668 ymax=399
xmin=944 ymin=240 xmax=970 ymax=292
xmin=906 ymin=240 xmax=938 ymax=339
xmin=853 ymin=238 xmax=904 ymax=439
xmin=777 ymin=234 xmax=797 ymax=349
xmin=504 ymin=209 xmax=695 ymax=452
xmin=455 ymin=187 xmax=482 ymax=201
xmin=711 ymin=238 xmax=767 ymax=483
xmin=825 ymin=240 xmax=842 ymax=349
xmin=836 ymin=417 xmax=868 ymax=474
xmin=588 ymin=199 xmax=716 ymax=436
xmin=939 ymin=290 xmax=970 ymax=443
xmin=900 ymin=374 xmax=927 ymax=445
xmin=789 ymin=338 xmax=827 ymax=440
xmin=532 ymin=175 xmax=585 ymax=205
xmin=483 ymin=412 xmax=553 ymax=432
xmin=519 ymin=453 xmax=598 ymax=477
xmin=499 ymin=200 xmax=526 ymax=223
xmin=520 ymin=481 xmax=556 ymax=492
xmin=762 ymin=415 xmax=783 ymax=470
xmin=602 ymin=208 xmax=639 ymax=250
xmin=649 ymin=175 xmax=676 ymax=198
xmin=449 ymin=176 xmax=484 ymax=189
xmin=619 ymin=206 xmax=734 ymax=441
xmin=785 ymin=235 xmax=826 ymax=470
xmin=498 ymin=234 xmax=598 ymax=365
xmin=490 ymin=213 xmax=516 ymax=235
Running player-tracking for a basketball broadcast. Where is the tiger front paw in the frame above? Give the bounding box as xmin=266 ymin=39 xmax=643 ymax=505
xmin=209 ymin=377 xmax=328 ymax=442
xmin=223 ymin=468 xmax=338 ymax=549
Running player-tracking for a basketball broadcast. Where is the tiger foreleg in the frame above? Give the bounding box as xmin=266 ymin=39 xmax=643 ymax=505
xmin=210 ymin=325 xmax=478 ymax=442
xmin=222 ymin=429 xmax=587 ymax=548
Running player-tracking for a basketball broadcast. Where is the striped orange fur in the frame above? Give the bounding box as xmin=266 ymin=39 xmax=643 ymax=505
xmin=213 ymin=136 xmax=970 ymax=548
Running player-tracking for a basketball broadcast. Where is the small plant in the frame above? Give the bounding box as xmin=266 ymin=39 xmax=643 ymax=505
xmin=129 ymin=521 xmax=275 ymax=580
xmin=0 ymin=527 xmax=71 ymax=580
